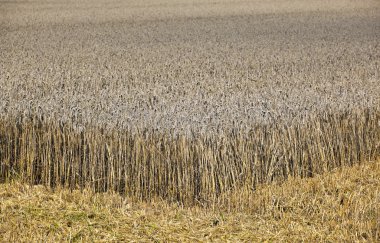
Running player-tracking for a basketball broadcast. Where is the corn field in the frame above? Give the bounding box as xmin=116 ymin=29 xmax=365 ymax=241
xmin=1 ymin=0 xmax=380 ymax=206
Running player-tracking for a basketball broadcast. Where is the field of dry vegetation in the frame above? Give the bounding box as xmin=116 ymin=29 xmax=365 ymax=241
xmin=1 ymin=159 xmax=379 ymax=241
xmin=0 ymin=0 xmax=380 ymax=240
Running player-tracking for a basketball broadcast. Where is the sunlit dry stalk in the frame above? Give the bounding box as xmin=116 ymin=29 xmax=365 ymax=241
xmin=0 ymin=109 xmax=379 ymax=207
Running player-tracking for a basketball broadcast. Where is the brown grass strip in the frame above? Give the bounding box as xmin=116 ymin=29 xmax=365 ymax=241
xmin=0 ymin=159 xmax=379 ymax=242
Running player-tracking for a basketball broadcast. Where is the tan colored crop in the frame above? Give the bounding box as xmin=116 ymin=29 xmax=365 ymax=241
xmin=0 ymin=0 xmax=379 ymax=207
xmin=1 ymin=109 xmax=379 ymax=206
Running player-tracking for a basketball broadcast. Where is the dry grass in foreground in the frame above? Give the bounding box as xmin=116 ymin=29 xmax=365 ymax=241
xmin=0 ymin=160 xmax=379 ymax=242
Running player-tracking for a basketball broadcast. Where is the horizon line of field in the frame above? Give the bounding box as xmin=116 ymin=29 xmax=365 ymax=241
xmin=0 ymin=108 xmax=379 ymax=207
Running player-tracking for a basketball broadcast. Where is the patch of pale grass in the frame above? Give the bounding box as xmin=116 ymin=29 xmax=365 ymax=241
xmin=1 ymin=159 xmax=378 ymax=242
